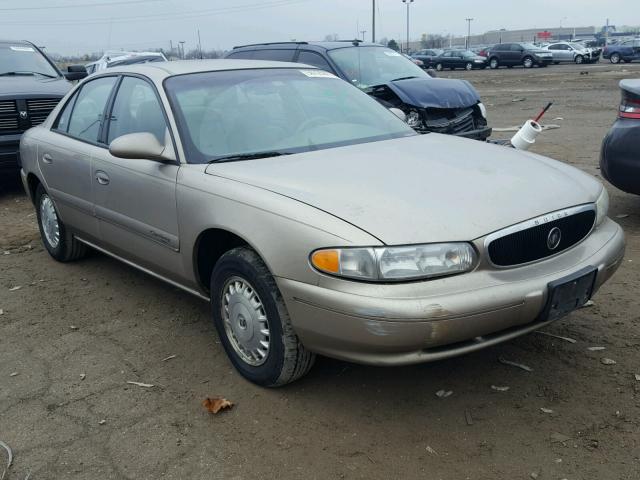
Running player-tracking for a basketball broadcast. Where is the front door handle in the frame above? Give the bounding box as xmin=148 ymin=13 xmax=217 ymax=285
xmin=95 ymin=171 xmax=110 ymax=185
xmin=42 ymin=153 xmax=53 ymax=164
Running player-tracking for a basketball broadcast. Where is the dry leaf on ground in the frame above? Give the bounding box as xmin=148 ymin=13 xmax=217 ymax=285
xmin=203 ymin=397 xmax=234 ymax=414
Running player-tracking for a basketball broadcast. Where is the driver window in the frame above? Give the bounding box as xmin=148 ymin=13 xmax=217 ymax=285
xmin=107 ymin=76 xmax=167 ymax=144
xmin=67 ymin=76 xmax=117 ymax=143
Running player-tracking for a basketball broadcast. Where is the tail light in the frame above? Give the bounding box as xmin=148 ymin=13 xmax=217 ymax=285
xmin=619 ymin=91 xmax=640 ymax=119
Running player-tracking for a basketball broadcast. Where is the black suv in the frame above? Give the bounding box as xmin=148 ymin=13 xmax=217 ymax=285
xmin=0 ymin=40 xmax=87 ymax=176
xmin=226 ymin=41 xmax=491 ymax=140
xmin=487 ymin=43 xmax=554 ymax=69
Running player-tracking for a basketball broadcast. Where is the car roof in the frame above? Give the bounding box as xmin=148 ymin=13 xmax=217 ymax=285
xmin=232 ymin=41 xmax=383 ymax=52
xmin=0 ymin=39 xmax=34 ymax=46
xmin=96 ymin=59 xmax=318 ymax=80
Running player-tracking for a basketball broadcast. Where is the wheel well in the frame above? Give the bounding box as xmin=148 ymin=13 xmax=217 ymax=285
xmin=194 ymin=228 xmax=249 ymax=293
xmin=26 ymin=173 xmax=42 ymax=205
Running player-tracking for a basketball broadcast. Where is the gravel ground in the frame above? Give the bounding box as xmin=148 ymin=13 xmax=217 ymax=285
xmin=1 ymin=62 xmax=639 ymax=480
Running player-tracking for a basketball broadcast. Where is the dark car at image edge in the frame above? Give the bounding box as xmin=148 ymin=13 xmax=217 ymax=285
xmin=600 ymin=79 xmax=640 ymax=195
xmin=0 ymin=39 xmax=87 ymax=177
xmin=226 ymin=41 xmax=491 ymax=141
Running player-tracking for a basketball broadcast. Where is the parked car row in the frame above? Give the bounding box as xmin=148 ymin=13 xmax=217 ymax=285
xmin=412 ymin=39 xmax=640 ymax=69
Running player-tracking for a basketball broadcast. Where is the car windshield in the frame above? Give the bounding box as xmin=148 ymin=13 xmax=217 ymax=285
xmin=164 ymin=68 xmax=416 ymax=164
xmin=327 ymin=46 xmax=428 ymax=89
xmin=0 ymin=43 xmax=59 ymax=77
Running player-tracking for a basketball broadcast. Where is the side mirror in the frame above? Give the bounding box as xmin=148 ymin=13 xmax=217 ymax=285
xmin=389 ymin=108 xmax=407 ymax=122
xmin=109 ymin=132 xmax=176 ymax=162
xmin=65 ymin=65 xmax=88 ymax=81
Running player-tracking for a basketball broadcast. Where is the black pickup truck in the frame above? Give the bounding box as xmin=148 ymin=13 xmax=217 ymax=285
xmin=0 ymin=40 xmax=87 ymax=177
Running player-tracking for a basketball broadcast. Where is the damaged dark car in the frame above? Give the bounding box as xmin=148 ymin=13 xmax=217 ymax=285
xmin=226 ymin=41 xmax=491 ymax=141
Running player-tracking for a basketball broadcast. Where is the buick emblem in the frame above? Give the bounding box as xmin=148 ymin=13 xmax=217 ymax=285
xmin=19 ymin=111 xmax=28 ymax=119
xmin=547 ymin=227 xmax=562 ymax=250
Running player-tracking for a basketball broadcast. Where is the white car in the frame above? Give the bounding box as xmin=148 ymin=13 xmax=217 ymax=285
xmin=544 ymin=42 xmax=593 ymax=64
xmin=85 ymin=51 xmax=167 ymax=75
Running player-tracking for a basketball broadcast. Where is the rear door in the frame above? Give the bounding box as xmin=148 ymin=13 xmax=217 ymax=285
xmin=38 ymin=75 xmax=118 ymax=239
xmin=91 ymin=75 xmax=184 ymax=281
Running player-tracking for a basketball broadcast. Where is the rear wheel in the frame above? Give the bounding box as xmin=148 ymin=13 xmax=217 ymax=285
xmin=489 ymin=58 xmax=499 ymax=69
xmin=35 ymin=184 xmax=87 ymax=262
xmin=210 ymin=247 xmax=315 ymax=387
xmin=522 ymin=56 xmax=534 ymax=68
xmin=610 ymin=53 xmax=621 ymax=64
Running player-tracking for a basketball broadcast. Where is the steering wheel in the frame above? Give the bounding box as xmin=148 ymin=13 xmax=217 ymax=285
xmin=296 ymin=116 xmax=333 ymax=134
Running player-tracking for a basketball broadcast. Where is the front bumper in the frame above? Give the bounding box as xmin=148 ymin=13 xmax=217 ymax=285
xmin=0 ymin=134 xmax=21 ymax=174
xmin=277 ymin=218 xmax=624 ymax=366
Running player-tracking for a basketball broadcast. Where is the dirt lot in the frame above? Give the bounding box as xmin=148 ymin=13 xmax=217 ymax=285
xmin=1 ymin=63 xmax=639 ymax=480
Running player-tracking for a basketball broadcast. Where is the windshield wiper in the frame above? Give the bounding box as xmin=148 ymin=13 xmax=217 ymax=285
xmin=390 ymin=75 xmax=419 ymax=82
xmin=208 ymin=151 xmax=292 ymax=164
xmin=0 ymin=71 xmax=57 ymax=78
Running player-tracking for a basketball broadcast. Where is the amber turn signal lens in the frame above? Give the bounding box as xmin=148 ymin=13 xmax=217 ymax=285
xmin=311 ymin=249 xmax=340 ymax=274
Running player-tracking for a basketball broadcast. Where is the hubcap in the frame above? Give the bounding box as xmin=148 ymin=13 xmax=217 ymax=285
xmin=466 ymin=63 xmax=472 ymax=70
xmin=524 ymin=58 xmax=533 ymax=68
xmin=40 ymin=195 xmax=60 ymax=248
xmin=221 ymin=276 xmax=270 ymax=366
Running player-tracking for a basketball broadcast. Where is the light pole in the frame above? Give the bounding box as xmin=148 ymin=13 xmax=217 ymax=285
xmin=360 ymin=30 xmax=367 ymax=41
xmin=372 ymin=0 xmax=376 ymax=43
xmin=465 ymin=18 xmax=473 ymax=49
xmin=402 ymin=0 xmax=414 ymax=53
xmin=179 ymin=41 xmax=185 ymax=59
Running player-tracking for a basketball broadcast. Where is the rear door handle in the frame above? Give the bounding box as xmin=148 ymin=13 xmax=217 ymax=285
xmin=42 ymin=153 xmax=53 ymax=164
xmin=95 ymin=171 xmax=110 ymax=185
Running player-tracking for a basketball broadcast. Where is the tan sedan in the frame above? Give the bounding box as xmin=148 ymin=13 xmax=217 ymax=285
xmin=19 ymin=60 xmax=625 ymax=386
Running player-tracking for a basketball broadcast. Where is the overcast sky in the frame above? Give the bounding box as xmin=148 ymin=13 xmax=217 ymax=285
xmin=0 ymin=0 xmax=635 ymax=55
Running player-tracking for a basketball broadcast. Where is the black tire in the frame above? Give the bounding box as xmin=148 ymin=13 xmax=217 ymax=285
xmin=610 ymin=53 xmax=621 ymax=64
xmin=489 ymin=57 xmax=499 ymax=69
xmin=575 ymin=55 xmax=584 ymax=64
xmin=35 ymin=184 xmax=87 ymax=262
xmin=522 ymin=56 xmax=534 ymax=68
xmin=210 ymin=247 xmax=315 ymax=387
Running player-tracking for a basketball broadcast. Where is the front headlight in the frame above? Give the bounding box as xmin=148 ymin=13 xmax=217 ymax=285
xmin=406 ymin=110 xmax=423 ymax=129
xmin=478 ymin=102 xmax=487 ymax=119
xmin=595 ymin=187 xmax=609 ymax=227
xmin=310 ymin=243 xmax=477 ymax=282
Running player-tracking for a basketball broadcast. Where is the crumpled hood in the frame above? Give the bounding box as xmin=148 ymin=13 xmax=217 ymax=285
xmin=205 ymin=134 xmax=602 ymax=245
xmin=384 ymin=77 xmax=481 ymax=109
xmin=0 ymin=75 xmax=71 ymax=97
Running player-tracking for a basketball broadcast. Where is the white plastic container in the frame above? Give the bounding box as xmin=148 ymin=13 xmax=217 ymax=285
xmin=510 ymin=120 xmax=542 ymax=151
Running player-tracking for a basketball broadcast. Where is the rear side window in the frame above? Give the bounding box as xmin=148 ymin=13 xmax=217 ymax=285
xmin=511 ymin=44 xmax=523 ymax=51
xmin=53 ymin=91 xmax=79 ymax=133
xmin=227 ymin=50 xmax=254 ymax=59
xmin=67 ymin=76 xmax=118 ymax=143
xmin=251 ymin=49 xmax=296 ymax=62
xmin=106 ymin=76 xmax=167 ymax=144
xmin=297 ymin=51 xmax=333 ymax=72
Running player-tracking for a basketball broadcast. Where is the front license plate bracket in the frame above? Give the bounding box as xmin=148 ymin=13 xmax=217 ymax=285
xmin=541 ymin=266 xmax=598 ymax=322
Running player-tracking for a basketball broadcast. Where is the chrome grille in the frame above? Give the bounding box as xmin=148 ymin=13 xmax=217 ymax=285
xmin=26 ymin=98 xmax=60 ymax=112
xmin=0 ymin=100 xmax=17 ymax=113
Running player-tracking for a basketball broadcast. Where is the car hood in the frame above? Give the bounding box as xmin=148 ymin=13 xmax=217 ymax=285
xmin=384 ymin=77 xmax=481 ymax=109
xmin=205 ymin=134 xmax=601 ymax=245
xmin=0 ymin=75 xmax=71 ymax=97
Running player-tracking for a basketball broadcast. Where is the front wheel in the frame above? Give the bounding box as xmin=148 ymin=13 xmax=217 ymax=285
xmin=575 ymin=55 xmax=584 ymax=64
xmin=210 ymin=247 xmax=315 ymax=387
xmin=522 ymin=56 xmax=534 ymax=68
xmin=35 ymin=184 xmax=87 ymax=262
xmin=435 ymin=63 xmax=443 ymax=71
xmin=610 ymin=53 xmax=621 ymax=64
xmin=465 ymin=62 xmax=473 ymax=71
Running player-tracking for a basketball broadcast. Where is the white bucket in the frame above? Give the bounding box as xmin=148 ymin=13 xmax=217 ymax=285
xmin=510 ymin=120 xmax=543 ymax=151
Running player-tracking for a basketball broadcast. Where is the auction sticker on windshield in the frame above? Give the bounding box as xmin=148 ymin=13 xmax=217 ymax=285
xmin=299 ymin=69 xmax=338 ymax=78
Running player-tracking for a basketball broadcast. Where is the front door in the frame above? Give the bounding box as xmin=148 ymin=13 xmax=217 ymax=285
xmin=91 ymin=75 xmax=184 ymax=281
